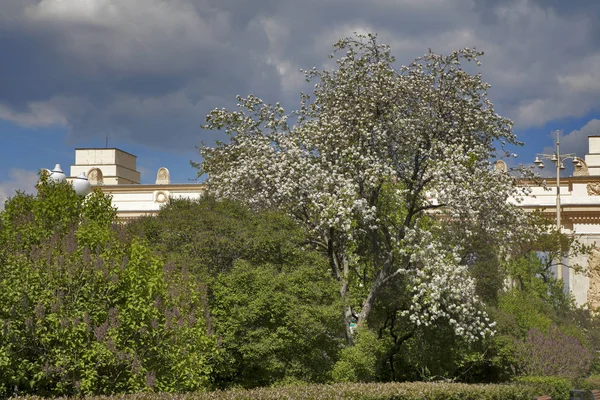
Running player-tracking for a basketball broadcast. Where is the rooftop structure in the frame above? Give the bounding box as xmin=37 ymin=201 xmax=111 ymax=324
xmin=66 ymin=148 xmax=204 ymax=220
xmin=70 ymin=148 xmax=141 ymax=185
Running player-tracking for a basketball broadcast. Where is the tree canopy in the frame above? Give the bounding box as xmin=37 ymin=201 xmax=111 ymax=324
xmin=0 ymin=179 xmax=219 ymax=396
xmin=197 ymin=34 xmax=536 ymax=344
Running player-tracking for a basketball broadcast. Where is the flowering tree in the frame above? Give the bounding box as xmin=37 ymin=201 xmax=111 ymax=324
xmin=196 ymin=34 xmax=534 ymax=343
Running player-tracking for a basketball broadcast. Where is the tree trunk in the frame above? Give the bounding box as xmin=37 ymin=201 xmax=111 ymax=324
xmin=357 ymin=271 xmax=385 ymax=327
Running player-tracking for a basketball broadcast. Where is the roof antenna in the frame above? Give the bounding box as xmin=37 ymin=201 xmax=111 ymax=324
xmin=105 ymin=136 xmax=108 ymax=148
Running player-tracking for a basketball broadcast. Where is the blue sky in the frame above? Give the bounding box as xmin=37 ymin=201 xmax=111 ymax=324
xmin=2 ymin=0 xmax=600 ymax=204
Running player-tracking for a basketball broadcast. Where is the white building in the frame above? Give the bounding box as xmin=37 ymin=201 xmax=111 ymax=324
xmin=67 ymin=147 xmax=205 ymax=220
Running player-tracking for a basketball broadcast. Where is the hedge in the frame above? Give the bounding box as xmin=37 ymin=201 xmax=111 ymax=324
xmin=515 ymin=376 xmax=573 ymax=400
xmin=15 ymin=381 xmax=542 ymax=400
xmin=581 ymin=375 xmax=600 ymax=391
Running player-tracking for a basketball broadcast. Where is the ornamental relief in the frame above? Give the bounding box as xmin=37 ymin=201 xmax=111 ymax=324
xmin=155 ymin=191 xmax=169 ymax=203
xmin=588 ymin=250 xmax=600 ymax=311
xmin=587 ymin=183 xmax=600 ymax=196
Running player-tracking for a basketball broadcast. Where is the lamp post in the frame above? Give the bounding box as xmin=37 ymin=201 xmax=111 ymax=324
xmin=49 ymin=164 xmax=66 ymax=183
xmin=72 ymin=172 xmax=92 ymax=197
xmin=533 ymin=130 xmax=581 ymax=282
xmin=47 ymin=164 xmax=91 ymax=197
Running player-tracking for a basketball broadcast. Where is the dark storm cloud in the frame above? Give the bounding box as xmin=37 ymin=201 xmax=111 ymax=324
xmin=0 ymin=0 xmax=283 ymax=150
xmin=1 ymin=0 xmax=600 ymax=152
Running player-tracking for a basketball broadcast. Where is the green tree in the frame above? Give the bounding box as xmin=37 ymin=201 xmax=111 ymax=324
xmin=0 ymin=179 xmax=219 ymax=396
xmin=130 ymin=197 xmax=344 ymax=388
xmin=213 ymin=259 xmax=342 ymax=387
xmin=128 ymin=197 xmax=311 ymax=281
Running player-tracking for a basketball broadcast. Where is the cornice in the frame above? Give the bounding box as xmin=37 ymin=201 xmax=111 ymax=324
xmin=97 ymin=183 xmax=206 ymax=193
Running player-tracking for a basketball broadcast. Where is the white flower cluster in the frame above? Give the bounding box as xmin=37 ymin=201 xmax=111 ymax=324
xmin=401 ymin=230 xmax=495 ymax=341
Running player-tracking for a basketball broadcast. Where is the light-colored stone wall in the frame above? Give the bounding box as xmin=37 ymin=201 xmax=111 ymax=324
xmin=71 ymin=148 xmax=140 ymax=184
xmin=100 ymin=184 xmax=206 ymax=218
xmin=114 ymin=150 xmax=137 ymax=171
xmin=75 ymin=149 xmax=115 ymax=165
xmin=588 ymin=136 xmax=600 ymax=154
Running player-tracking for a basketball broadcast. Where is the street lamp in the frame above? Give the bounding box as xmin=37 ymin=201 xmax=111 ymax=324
xmin=46 ymin=164 xmax=91 ymax=197
xmin=72 ymin=172 xmax=92 ymax=197
xmin=49 ymin=164 xmax=66 ymax=183
xmin=533 ymin=130 xmax=579 ymax=282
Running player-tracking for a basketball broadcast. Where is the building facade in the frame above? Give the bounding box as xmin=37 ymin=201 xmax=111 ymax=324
xmin=67 ymin=148 xmax=205 ymax=220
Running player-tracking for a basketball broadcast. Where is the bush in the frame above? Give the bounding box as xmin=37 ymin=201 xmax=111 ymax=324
xmin=212 ymin=259 xmax=343 ymax=387
xmin=13 ymin=381 xmax=542 ymax=400
xmin=516 ymin=326 xmax=593 ymax=379
xmin=580 ymin=374 xmax=600 ymax=391
xmin=0 ymin=182 xmax=220 ymax=396
xmin=515 ymin=376 xmax=573 ymax=400
xmin=331 ymin=328 xmax=387 ymax=383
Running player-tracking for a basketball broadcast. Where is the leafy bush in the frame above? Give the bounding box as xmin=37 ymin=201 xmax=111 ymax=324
xmin=580 ymin=374 xmax=600 ymax=391
xmin=0 ymin=182 xmax=220 ymax=396
xmin=498 ymin=289 xmax=553 ymax=336
xmin=213 ymin=259 xmax=343 ymax=387
xmin=516 ymin=326 xmax=592 ymax=379
xmin=331 ymin=328 xmax=387 ymax=383
xmin=515 ymin=376 xmax=573 ymax=400
xmin=132 ymin=197 xmax=345 ymax=388
xmin=14 ymin=381 xmax=543 ymax=400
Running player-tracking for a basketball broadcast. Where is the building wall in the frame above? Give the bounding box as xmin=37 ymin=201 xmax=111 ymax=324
xmin=100 ymin=184 xmax=206 ymax=219
xmin=71 ymin=148 xmax=140 ymax=184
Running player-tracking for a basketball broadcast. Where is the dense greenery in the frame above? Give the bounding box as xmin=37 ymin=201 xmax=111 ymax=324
xmin=128 ymin=197 xmax=344 ymax=388
xmin=0 ymin=180 xmax=220 ymax=396
xmin=2 ymin=34 xmax=600 ymax=397
xmin=12 ymin=381 xmax=549 ymax=400
xmin=1 ymin=177 xmax=599 ymax=396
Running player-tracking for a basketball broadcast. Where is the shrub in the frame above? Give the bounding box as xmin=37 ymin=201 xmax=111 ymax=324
xmin=14 ymin=381 xmax=542 ymax=400
xmin=515 ymin=376 xmax=573 ymax=400
xmin=516 ymin=326 xmax=593 ymax=379
xmin=580 ymin=374 xmax=600 ymax=391
xmin=212 ymin=258 xmax=343 ymax=387
xmin=331 ymin=328 xmax=387 ymax=383
xmin=0 ymin=183 xmax=220 ymax=396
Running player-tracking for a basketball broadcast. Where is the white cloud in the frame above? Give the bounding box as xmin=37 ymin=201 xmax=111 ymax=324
xmin=0 ymin=169 xmax=39 ymax=210
xmin=0 ymin=101 xmax=66 ymax=128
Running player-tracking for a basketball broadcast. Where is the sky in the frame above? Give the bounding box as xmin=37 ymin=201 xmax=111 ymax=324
xmin=2 ymin=0 xmax=600 ymax=205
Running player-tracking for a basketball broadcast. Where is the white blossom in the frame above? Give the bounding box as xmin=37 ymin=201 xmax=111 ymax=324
xmin=198 ymin=34 xmax=537 ymax=342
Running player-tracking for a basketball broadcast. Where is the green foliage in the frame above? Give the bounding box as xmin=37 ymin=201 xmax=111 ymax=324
xmin=505 ymin=252 xmax=574 ymax=313
xmin=389 ymin=325 xmax=481 ymax=383
xmin=0 ymin=182 xmax=219 ymax=396
xmin=515 ymin=376 xmax=573 ymax=400
xmin=331 ymin=328 xmax=387 ymax=383
xmin=580 ymin=375 xmax=600 ymax=391
xmin=213 ymin=259 xmax=343 ymax=387
xmin=131 ymin=197 xmax=344 ymax=388
xmin=128 ymin=197 xmax=308 ymax=281
xmin=498 ymin=289 xmax=554 ymax=336
xmin=13 ymin=381 xmax=543 ymax=399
